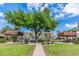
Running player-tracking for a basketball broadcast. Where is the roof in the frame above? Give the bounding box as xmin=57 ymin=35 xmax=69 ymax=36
xmin=5 ymin=30 xmax=18 ymax=35
xmin=0 ymin=34 xmax=5 ymax=37
xmin=58 ymin=32 xmax=77 ymax=36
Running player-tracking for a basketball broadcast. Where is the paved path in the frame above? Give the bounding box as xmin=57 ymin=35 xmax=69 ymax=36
xmin=33 ymin=43 xmax=46 ymax=56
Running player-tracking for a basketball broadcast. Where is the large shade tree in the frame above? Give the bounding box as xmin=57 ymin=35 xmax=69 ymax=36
xmin=4 ymin=8 xmax=59 ymax=42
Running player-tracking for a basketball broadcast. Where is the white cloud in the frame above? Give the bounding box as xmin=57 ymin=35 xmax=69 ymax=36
xmin=62 ymin=4 xmax=79 ymax=15
xmin=54 ymin=4 xmax=79 ymax=19
xmin=27 ymin=3 xmax=48 ymax=11
xmin=27 ymin=3 xmax=40 ymax=11
xmin=67 ymin=14 xmax=76 ymax=18
xmin=0 ymin=12 xmax=4 ymax=17
xmin=54 ymin=13 xmax=64 ymax=19
xmin=41 ymin=4 xmax=48 ymax=11
xmin=0 ymin=3 xmax=4 ymax=6
xmin=65 ymin=23 xmax=78 ymax=28
xmin=57 ymin=4 xmax=66 ymax=9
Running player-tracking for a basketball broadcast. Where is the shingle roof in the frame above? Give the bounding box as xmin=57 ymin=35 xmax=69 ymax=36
xmin=5 ymin=30 xmax=18 ymax=35
xmin=58 ymin=32 xmax=77 ymax=36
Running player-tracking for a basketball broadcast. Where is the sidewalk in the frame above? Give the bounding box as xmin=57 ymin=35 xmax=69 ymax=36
xmin=33 ymin=43 xmax=46 ymax=56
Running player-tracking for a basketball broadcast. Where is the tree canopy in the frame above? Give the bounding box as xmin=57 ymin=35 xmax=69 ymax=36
xmin=4 ymin=9 xmax=25 ymax=30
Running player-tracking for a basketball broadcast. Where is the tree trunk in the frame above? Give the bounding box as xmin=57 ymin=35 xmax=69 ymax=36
xmin=35 ymin=32 xmax=38 ymax=43
xmin=64 ymin=36 xmax=66 ymax=43
xmin=34 ymin=31 xmax=42 ymax=43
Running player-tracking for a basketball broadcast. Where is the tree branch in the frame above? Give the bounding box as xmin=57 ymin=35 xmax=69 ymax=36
xmin=37 ymin=31 xmax=42 ymax=38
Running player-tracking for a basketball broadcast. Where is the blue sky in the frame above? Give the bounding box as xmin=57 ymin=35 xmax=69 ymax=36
xmin=0 ymin=3 xmax=79 ymax=33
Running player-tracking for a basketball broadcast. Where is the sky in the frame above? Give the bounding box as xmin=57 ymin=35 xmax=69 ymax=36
xmin=0 ymin=3 xmax=79 ymax=33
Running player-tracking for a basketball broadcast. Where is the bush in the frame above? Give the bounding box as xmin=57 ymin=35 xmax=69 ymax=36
xmin=0 ymin=38 xmax=5 ymax=43
xmin=10 ymin=35 xmax=17 ymax=42
xmin=31 ymin=40 xmax=36 ymax=43
xmin=74 ymin=37 xmax=79 ymax=44
xmin=38 ymin=39 xmax=44 ymax=43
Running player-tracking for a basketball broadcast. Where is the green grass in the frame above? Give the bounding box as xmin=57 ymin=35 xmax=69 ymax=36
xmin=0 ymin=44 xmax=35 ymax=56
xmin=44 ymin=44 xmax=79 ymax=56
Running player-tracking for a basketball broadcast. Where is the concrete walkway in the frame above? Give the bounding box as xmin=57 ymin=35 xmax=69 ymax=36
xmin=33 ymin=43 xmax=46 ymax=56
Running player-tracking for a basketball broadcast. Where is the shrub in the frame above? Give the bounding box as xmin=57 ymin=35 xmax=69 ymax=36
xmin=10 ymin=35 xmax=17 ymax=42
xmin=38 ymin=39 xmax=44 ymax=43
xmin=74 ymin=37 xmax=79 ymax=44
xmin=0 ymin=38 xmax=5 ymax=43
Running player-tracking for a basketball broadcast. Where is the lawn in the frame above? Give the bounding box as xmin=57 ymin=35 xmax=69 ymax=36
xmin=0 ymin=44 xmax=35 ymax=56
xmin=44 ymin=44 xmax=79 ymax=56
